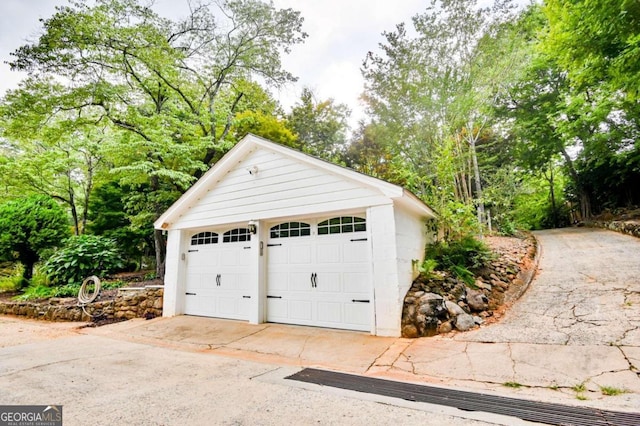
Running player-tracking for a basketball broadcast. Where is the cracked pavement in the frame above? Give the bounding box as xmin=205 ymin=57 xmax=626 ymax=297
xmin=380 ymin=228 xmax=640 ymax=410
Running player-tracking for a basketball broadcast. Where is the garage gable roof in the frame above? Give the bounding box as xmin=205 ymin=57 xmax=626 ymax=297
xmin=154 ymin=134 xmax=435 ymax=230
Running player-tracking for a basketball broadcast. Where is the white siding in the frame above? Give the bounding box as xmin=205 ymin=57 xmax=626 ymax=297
xmin=171 ymin=149 xmax=389 ymax=229
xmin=368 ymin=204 xmax=401 ymax=336
xmin=393 ymin=204 xmax=431 ymax=303
xmin=163 ymin=229 xmax=187 ymax=317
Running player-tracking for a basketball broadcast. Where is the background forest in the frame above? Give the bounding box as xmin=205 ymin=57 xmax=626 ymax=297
xmin=0 ymin=0 xmax=638 ymax=291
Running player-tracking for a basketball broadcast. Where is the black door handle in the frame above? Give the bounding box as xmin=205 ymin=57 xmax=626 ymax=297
xmin=352 ymin=299 xmax=370 ymax=303
xmin=216 ymin=274 xmax=221 ymax=286
xmin=267 ymin=295 xmax=282 ymax=299
xmin=185 ymin=292 xmax=196 ymax=295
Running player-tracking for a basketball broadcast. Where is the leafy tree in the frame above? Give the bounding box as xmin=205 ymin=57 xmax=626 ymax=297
xmin=361 ymin=0 xmax=520 ymax=236
xmin=344 ymin=122 xmax=398 ymax=183
xmin=287 ymin=88 xmax=350 ymax=161
xmin=6 ymin=0 xmax=307 ymax=277
xmin=0 ymin=195 xmax=69 ymax=286
xmin=543 ymin=0 xmax=640 ymax=99
xmin=0 ymin=81 xmax=104 ymax=235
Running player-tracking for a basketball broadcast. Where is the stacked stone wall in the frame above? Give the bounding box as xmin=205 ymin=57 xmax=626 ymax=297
xmin=0 ymin=286 xmax=163 ymax=322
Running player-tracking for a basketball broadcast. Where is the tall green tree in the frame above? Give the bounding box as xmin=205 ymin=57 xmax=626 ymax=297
xmin=0 ymin=195 xmax=69 ymax=286
xmin=287 ymin=88 xmax=350 ymax=161
xmin=0 ymin=80 xmax=104 ymax=235
xmin=6 ymin=0 xmax=306 ymax=276
xmin=362 ymin=0 xmax=520 ymax=237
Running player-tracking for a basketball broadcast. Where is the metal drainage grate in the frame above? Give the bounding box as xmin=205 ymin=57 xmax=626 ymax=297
xmin=286 ymin=368 xmax=640 ymax=426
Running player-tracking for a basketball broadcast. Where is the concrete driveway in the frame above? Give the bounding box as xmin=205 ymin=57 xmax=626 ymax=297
xmin=1 ymin=227 xmax=639 ymax=424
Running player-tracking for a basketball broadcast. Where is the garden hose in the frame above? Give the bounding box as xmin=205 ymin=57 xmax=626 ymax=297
xmin=77 ymin=275 xmax=101 ymax=305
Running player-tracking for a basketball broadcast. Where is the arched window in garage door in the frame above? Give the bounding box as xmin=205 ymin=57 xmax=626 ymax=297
xmin=223 ymin=228 xmax=251 ymax=243
xmin=270 ymin=222 xmax=311 ymax=238
xmin=190 ymin=231 xmax=219 ymax=245
xmin=317 ymin=216 xmax=366 ymax=235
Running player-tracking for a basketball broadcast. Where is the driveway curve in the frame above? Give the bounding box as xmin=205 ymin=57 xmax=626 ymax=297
xmin=460 ymin=227 xmax=640 ymax=346
xmin=393 ymin=228 xmax=640 ymax=408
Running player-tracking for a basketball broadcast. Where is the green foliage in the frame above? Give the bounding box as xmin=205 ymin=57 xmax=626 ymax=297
xmin=503 ymin=381 xmax=523 ymax=389
xmin=287 ymin=88 xmax=351 ymax=161
xmin=87 ymin=181 xmax=152 ymax=266
xmin=600 ymin=386 xmax=626 ymax=396
xmin=0 ymin=195 xmax=69 ymax=286
xmin=425 ymin=236 xmax=493 ymax=285
xmin=0 ymin=264 xmax=24 ymax=292
xmin=43 ymin=235 xmax=124 ymax=286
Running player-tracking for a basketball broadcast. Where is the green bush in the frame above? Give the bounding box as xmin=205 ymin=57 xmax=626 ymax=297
xmin=43 ymin=235 xmax=124 ymax=286
xmin=425 ymin=235 xmax=494 ymax=285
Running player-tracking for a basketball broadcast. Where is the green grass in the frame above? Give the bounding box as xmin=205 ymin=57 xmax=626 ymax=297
xmin=572 ymin=383 xmax=586 ymax=393
xmin=548 ymin=384 xmax=559 ymax=391
xmin=576 ymin=394 xmax=588 ymax=401
xmin=503 ymin=381 xmax=523 ymax=388
xmin=600 ymin=386 xmax=626 ymax=396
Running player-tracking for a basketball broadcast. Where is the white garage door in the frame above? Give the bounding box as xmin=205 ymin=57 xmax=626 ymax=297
xmin=266 ymin=216 xmax=371 ymax=331
xmin=184 ymin=228 xmax=252 ymax=320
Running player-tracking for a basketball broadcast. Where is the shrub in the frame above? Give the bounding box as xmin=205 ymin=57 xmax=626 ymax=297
xmin=0 ymin=195 xmax=69 ymax=287
xmin=425 ymin=235 xmax=494 ymax=285
xmin=43 ymin=235 xmax=124 ymax=285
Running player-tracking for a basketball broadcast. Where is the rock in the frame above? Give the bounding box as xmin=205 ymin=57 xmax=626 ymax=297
xmin=475 ymin=279 xmax=492 ymax=291
xmin=445 ymin=300 xmax=466 ymax=316
xmin=454 ymin=313 xmax=476 ymax=331
xmin=467 ymin=289 xmax=489 ymax=312
xmin=473 ymin=316 xmax=484 ymax=325
xmin=401 ymin=324 xmax=419 ymax=338
xmin=438 ymin=321 xmax=453 ymax=333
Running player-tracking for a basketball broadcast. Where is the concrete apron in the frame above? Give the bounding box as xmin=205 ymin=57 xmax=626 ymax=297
xmin=83 ymin=315 xmax=640 ymax=413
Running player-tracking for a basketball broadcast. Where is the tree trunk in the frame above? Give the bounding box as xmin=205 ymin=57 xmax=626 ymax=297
xmin=544 ymin=165 xmax=558 ymax=228
xmin=470 ymin=138 xmax=485 ymax=225
xmin=19 ymin=251 xmax=37 ymax=289
xmin=560 ymin=147 xmax=591 ymax=220
xmin=154 ymin=229 xmax=166 ymax=279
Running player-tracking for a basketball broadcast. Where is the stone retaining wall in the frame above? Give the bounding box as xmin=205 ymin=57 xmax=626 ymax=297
xmin=0 ymin=286 xmax=163 ymax=322
xmin=585 ymin=220 xmax=640 ymax=238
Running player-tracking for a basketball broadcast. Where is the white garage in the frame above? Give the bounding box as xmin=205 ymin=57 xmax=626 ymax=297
xmin=155 ymin=134 xmax=436 ymax=337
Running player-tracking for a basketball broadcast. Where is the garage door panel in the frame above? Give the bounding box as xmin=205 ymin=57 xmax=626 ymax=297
xmin=218 ymin=296 xmax=239 ymax=316
xmin=188 ymin=251 xmax=220 ymax=268
xmin=316 ymin=302 xmax=342 ymax=323
xmin=289 ymin=244 xmax=312 ymax=264
xmin=343 ymin=272 xmax=369 ymax=293
xmin=315 ymin=273 xmax=341 ymax=293
xmin=289 ymin=300 xmax=313 ymax=321
xmin=288 ymin=272 xmax=313 ymax=292
xmin=220 ymin=249 xmax=239 ymax=267
xmin=344 ymin=303 xmax=370 ymax=329
xmin=267 ymin=246 xmax=288 ymax=264
xmin=266 ymin=298 xmax=288 ymax=320
xmin=267 ymin=272 xmax=288 ymax=291
xmin=316 ymin=243 xmax=341 ymax=263
xmin=343 ymin=240 xmax=368 ymax=263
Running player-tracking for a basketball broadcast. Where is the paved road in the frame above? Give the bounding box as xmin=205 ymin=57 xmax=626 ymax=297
xmin=392 ymin=228 xmax=640 ymax=407
xmin=1 ymin=227 xmax=639 ymax=424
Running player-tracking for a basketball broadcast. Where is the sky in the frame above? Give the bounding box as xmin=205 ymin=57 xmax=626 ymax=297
xmin=0 ymin=0 xmax=427 ymax=130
